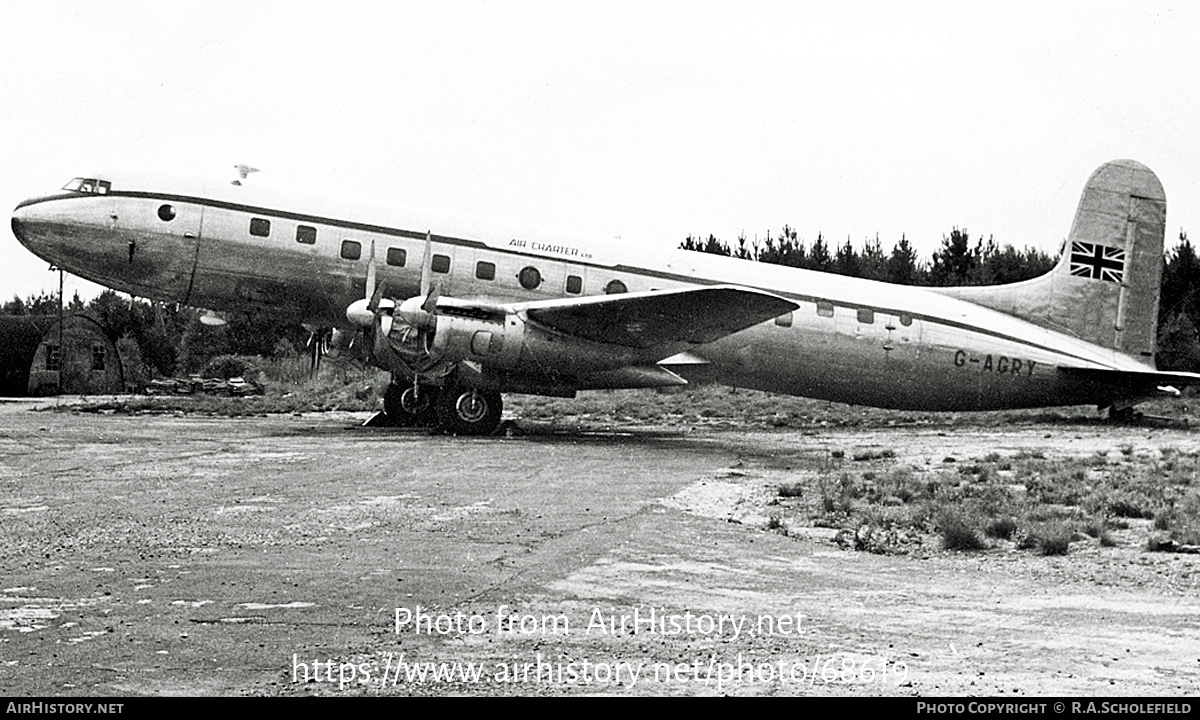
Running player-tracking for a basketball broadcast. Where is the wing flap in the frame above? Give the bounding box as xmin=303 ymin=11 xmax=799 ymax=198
xmin=522 ymin=285 xmax=798 ymax=348
xmin=1058 ymin=366 xmax=1200 ymax=392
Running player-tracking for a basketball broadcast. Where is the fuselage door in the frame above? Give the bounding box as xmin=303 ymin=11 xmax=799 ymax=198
xmin=113 ymin=197 xmax=203 ymax=304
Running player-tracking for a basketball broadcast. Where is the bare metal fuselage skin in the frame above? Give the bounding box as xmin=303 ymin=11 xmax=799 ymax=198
xmin=9 ymin=174 xmax=1157 ymax=411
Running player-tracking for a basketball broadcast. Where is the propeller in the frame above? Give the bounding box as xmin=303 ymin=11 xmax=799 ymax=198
xmin=394 ymin=231 xmax=440 ymax=337
xmin=304 ymin=326 xmax=330 ymax=376
xmin=344 ymin=232 xmax=442 ymax=371
xmin=345 ymin=239 xmax=379 ymax=328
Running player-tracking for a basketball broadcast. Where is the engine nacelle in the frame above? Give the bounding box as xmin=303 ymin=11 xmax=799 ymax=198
xmin=428 ymin=308 xmax=646 ymax=376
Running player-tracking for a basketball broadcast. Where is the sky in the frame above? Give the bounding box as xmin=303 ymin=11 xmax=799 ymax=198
xmin=2 ymin=1 xmax=1199 ymax=301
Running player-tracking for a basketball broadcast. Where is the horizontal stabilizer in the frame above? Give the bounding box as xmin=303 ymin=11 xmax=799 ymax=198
xmin=522 ymin=285 xmax=798 ymax=348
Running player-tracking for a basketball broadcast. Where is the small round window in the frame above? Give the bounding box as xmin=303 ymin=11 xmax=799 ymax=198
xmin=157 ymin=204 xmax=176 ymax=221
xmin=605 ymin=279 xmax=627 ymax=294
xmin=518 ymin=266 xmax=542 ymax=290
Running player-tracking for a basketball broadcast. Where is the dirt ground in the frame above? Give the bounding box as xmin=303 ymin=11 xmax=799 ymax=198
xmin=1 ymin=398 xmax=1197 ymax=696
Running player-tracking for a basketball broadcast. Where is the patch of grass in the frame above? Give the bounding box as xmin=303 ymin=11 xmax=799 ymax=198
xmin=984 ymin=516 xmax=1019 ymax=540
xmin=1038 ymin=535 xmax=1071 ymax=556
xmin=853 ymin=449 xmax=896 ymax=461
xmin=1035 ymin=524 xmax=1073 ymax=556
xmin=53 ymin=355 xmax=387 ymax=416
xmin=766 ymin=515 xmax=788 ymax=536
xmin=817 ymin=473 xmax=859 ymax=516
xmin=1016 ymin=521 xmax=1074 ymax=555
xmin=776 ymin=483 xmax=805 ymax=498
xmin=1107 ymin=497 xmax=1155 ymax=519
xmin=937 ymin=510 xmax=987 ymax=551
xmin=1155 ymin=492 xmax=1200 ymax=545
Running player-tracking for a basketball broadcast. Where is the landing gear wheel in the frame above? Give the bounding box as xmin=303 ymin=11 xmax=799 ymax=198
xmin=435 ymin=386 xmax=503 ymax=435
xmin=383 ymin=383 xmax=439 ymax=426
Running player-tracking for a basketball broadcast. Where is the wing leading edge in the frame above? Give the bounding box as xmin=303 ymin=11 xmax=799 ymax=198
xmin=519 ymin=285 xmax=799 ymax=349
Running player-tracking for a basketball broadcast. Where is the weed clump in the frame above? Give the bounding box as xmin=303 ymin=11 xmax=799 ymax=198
xmin=853 ymin=449 xmax=896 ymax=461
xmin=766 ymin=515 xmax=789 ymax=536
xmin=776 ymin=483 xmax=804 ymax=498
xmin=937 ymin=511 xmax=987 ymax=551
xmin=1016 ymin=522 xmax=1073 ymax=555
xmin=984 ymin=516 xmax=1019 ymax=540
xmin=1036 ymin=526 xmax=1073 ymax=556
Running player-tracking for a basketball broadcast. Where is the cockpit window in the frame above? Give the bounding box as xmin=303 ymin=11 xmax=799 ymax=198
xmin=62 ymin=178 xmax=111 ymax=195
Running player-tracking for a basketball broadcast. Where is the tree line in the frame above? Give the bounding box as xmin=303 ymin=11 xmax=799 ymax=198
xmin=680 ymin=227 xmax=1059 ymax=286
xmin=1 ymin=291 xmax=306 ymax=381
xmin=681 ymin=227 xmax=1200 ymax=371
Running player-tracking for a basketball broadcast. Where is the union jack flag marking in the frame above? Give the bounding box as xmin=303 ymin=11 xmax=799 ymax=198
xmin=1069 ymin=241 xmax=1126 ymax=283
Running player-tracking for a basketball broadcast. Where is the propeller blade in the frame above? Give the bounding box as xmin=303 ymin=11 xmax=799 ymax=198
xmin=367 ymin=282 xmax=385 ymax=313
xmin=365 ymin=238 xmax=377 ymax=300
xmin=419 ymin=230 xmax=433 ymax=299
xmin=421 ymin=282 xmax=441 ymax=314
xmin=346 ymin=241 xmax=384 ymax=327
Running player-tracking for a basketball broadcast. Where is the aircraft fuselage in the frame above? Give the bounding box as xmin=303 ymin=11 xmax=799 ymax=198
xmin=10 ymin=172 xmax=1161 ymax=413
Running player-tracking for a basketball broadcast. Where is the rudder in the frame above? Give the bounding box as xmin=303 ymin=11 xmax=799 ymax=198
xmin=938 ymin=159 xmax=1166 ymax=367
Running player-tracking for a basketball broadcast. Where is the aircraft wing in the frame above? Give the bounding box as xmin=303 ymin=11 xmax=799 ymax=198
xmin=515 ymin=285 xmax=799 ymax=349
xmin=1057 ymin=366 xmax=1200 ymax=392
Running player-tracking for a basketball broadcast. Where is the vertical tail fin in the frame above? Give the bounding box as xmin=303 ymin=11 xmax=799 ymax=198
xmin=939 ymin=159 xmax=1166 ymax=366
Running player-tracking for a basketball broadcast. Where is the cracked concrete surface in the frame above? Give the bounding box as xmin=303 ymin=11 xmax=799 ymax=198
xmin=0 ymin=400 xmax=1197 ymax=696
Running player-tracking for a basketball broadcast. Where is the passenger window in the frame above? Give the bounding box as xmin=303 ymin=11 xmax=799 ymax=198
xmin=250 ymin=218 xmax=271 ymax=237
xmin=518 ymin=266 xmax=542 ymax=290
xmin=341 ymin=240 xmax=362 ymax=260
xmin=605 ymin=279 xmax=627 ymax=294
xmin=566 ymin=275 xmax=583 ymax=294
xmin=899 ymin=313 xmax=913 ymax=327
xmin=476 ymin=261 xmax=496 ymax=280
xmin=157 ymin=205 xmax=176 ymax=222
xmin=774 ymin=313 xmax=793 ymax=327
xmin=816 ymin=301 xmax=835 ymax=318
xmin=432 ymin=254 xmax=451 ymax=274
xmin=387 ymin=247 xmax=406 ymax=267
xmin=296 ymin=225 xmax=317 ymax=244
xmin=857 ymin=308 xmax=874 ymax=324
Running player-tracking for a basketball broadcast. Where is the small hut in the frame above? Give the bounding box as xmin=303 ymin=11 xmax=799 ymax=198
xmin=0 ymin=316 xmax=53 ymax=396
xmin=0 ymin=313 xmax=125 ymax=396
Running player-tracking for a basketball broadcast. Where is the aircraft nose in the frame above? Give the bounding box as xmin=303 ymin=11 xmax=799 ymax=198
xmin=11 ymin=204 xmax=28 ymax=246
xmin=10 ymin=195 xmax=67 ymax=263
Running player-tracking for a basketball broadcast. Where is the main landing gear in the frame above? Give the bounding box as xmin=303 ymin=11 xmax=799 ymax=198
xmin=382 ymin=382 xmax=439 ymax=427
xmin=379 ymin=381 xmax=504 ymax=435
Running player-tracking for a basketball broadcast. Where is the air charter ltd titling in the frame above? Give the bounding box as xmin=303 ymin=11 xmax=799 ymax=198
xmin=394 ymin=605 xmax=805 ymax=638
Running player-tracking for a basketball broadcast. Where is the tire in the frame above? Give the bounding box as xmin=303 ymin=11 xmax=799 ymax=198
xmin=383 ymin=383 xmax=439 ymax=427
xmin=434 ymin=385 xmax=503 ymax=435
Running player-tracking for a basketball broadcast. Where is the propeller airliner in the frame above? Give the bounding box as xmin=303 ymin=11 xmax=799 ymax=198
xmin=11 ymin=159 xmax=1199 ymax=434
